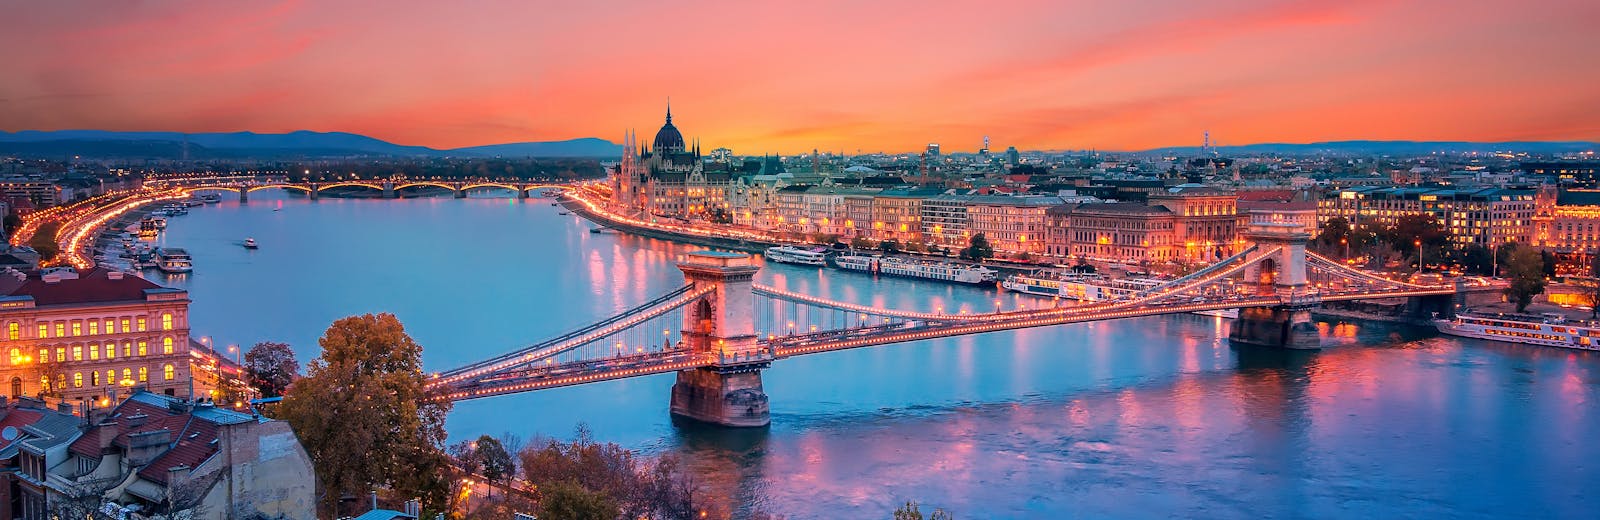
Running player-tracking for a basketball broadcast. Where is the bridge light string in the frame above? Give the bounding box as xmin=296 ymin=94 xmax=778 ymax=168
xmin=433 ymin=283 xmax=696 ymax=380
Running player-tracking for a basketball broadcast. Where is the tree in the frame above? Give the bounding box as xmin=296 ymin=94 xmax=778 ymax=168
xmin=1501 ymin=245 xmax=1547 ymax=312
xmin=893 ymin=501 xmax=954 ymax=520
xmin=540 ymin=481 xmax=618 ymax=520
xmin=1315 ymin=217 xmax=1352 ymax=256
xmin=243 ymin=341 xmax=299 ymax=398
xmin=278 ymin=314 xmax=453 ymax=518
xmin=1457 ymin=244 xmax=1494 ymax=276
xmin=962 ymin=234 xmax=993 ymax=262
xmin=850 ymin=237 xmax=877 ymax=251
xmin=881 ymin=239 xmax=901 ymax=254
xmin=520 ymin=425 xmax=712 ymax=520
xmin=475 ymin=435 xmax=516 ymax=487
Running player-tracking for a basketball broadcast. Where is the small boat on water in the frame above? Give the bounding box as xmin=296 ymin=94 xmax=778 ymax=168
xmin=764 ymin=245 xmax=828 ymax=266
xmin=154 ymin=248 xmax=193 ymax=274
xmin=200 ymin=194 xmax=222 ymax=204
xmin=243 ymin=238 xmax=258 ymax=249
xmin=559 ymin=211 xmax=571 ymax=215
xmin=1434 ymin=310 xmax=1600 ymax=350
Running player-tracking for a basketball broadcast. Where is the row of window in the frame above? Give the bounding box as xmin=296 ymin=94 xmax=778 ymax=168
xmin=6 ymin=313 xmax=176 ymax=341
xmin=8 ymin=337 xmax=177 ymax=364
xmin=41 ymin=364 xmax=174 ymax=391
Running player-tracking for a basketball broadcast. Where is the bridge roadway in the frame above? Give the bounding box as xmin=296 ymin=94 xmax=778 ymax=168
xmin=147 ymin=175 xmax=573 ymax=200
xmin=440 ymin=284 xmax=1455 ymax=401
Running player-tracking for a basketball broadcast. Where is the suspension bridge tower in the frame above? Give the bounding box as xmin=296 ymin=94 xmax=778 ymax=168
xmin=1229 ymin=220 xmax=1322 ymax=349
xmin=670 ymin=252 xmax=772 ymax=427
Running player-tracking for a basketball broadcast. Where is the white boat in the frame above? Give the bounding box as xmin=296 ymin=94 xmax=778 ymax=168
xmin=763 ymin=246 xmax=828 ymax=266
xmin=243 ymin=238 xmax=258 ymax=249
xmin=1003 ymin=270 xmax=1239 ymax=318
xmin=200 ymin=194 xmax=222 ymax=204
xmin=833 ymin=254 xmax=998 ymax=284
xmin=154 ymin=248 xmax=193 ymax=273
xmin=1433 ymin=311 xmax=1600 ymax=350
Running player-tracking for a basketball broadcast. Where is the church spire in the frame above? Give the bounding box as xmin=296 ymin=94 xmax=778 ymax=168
xmin=665 ymin=98 xmax=672 ymax=124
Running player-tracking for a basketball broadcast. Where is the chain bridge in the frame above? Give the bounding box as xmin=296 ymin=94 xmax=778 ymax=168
xmin=428 ymin=222 xmax=1462 ymax=427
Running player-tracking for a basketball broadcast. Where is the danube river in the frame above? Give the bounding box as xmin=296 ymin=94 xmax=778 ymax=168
xmin=153 ymin=191 xmax=1597 ymax=518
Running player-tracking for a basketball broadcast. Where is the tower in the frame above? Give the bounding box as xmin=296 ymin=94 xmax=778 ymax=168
xmin=669 ymin=252 xmax=770 ymax=427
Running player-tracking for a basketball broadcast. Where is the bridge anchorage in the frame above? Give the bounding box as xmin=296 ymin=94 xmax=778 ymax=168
xmin=429 ymin=218 xmax=1461 ymax=428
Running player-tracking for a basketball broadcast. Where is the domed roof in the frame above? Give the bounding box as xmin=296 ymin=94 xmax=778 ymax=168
xmin=652 ymin=107 xmax=685 ymax=152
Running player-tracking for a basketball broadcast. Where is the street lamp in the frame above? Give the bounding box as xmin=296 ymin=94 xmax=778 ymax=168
xmin=1415 ymin=239 xmax=1423 ymax=276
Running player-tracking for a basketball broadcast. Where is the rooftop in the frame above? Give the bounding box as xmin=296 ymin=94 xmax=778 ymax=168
xmin=0 ymin=267 xmax=169 ymax=307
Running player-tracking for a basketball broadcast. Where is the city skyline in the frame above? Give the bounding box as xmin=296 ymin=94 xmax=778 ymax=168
xmin=4 ymin=0 xmax=1599 ymax=154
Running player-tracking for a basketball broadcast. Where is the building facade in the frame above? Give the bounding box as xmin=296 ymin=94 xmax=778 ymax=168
xmin=1319 ymin=186 xmax=1537 ymax=247
xmin=0 ymin=268 xmax=197 ymax=409
xmin=612 ymin=108 xmax=733 ymax=219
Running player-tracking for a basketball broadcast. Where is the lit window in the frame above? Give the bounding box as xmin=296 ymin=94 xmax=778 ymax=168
xmin=138 ymin=367 xmax=147 ymax=382
xmin=122 ymin=343 xmax=130 ymax=357
xmin=6 ymin=323 xmax=16 ymax=341
xmin=37 ymin=324 xmax=46 ymax=339
xmin=121 ymin=368 xmax=130 ymax=383
xmin=71 ymin=322 xmax=81 ymax=337
xmin=38 ymin=349 xmax=47 ymax=364
xmin=137 ymin=318 xmax=146 ymax=332
xmin=103 ymin=319 xmax=113 ymax=334
xmin=91 ymin=371 xmax=98 ymax=386
xmin=89 ymin=343 xmax=98 ymax=360
xmin=55 ymin=348 xmax=64 ymax=362
xmin=89 ymin=321 xmax=98 ymax=336
xmin=161 ymin=314 xmax=173 ymax=331
xmin=105 ymin=370 xmax=113 ymax=384
xmin=120 ymin=319 xmax=129 ymax=333
xmin=73 ymin=372 xmax=82 ymax=388
xmin=39 ymin=376 xmax=48 ymax=392
xmin=106 ymin=344 xmax=115 ymax=359
xmin=162 ymin=364 xmax=174 ymax=381
xmin=137 ymin=341 xmax=147 ymax=356
xmin=162 ymin=338 xmax=173 ymax=355
xmin=7 ymin=348 xmax=17 ymax=364
xmin=54 ymin=323 xmax=64 ymax=337
xmin=72 ymin=346 xmax=82 ymax=361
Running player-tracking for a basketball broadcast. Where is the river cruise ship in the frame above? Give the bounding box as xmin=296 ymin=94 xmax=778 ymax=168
xmin=1001 ymin=270 xmax=1238 ymax=318
xmin=763 ymin=246 xmax=828 ymax=266
xmin=1433 ymin=311 xmax=1600 ymax=350
xmin=154 ymin=248 xmax=193 ymax=274
xmin=833 ymin=254 xmax=998 ymax=284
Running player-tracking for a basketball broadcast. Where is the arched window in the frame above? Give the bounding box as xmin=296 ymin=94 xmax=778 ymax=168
xmin=6 ymin=322 xmax=16 ymax=341
xmin=161 ymin=313 xmax=173 ymax=331
xmin=122 ymin=368 xmax=131 ymax=383
xmin=73 ymin=372 xmax=83 ymax=388
xmin=162 ymin=338 xmax=174 ymax=355
xmin=7 ymin=348 xmax=17 ymax=365
xmin=138 ymin=367 xmax=147 ymax=382
xmin=90 ymin=371 xmax=98 ymax=386
xmin=39 ymin=376 xmax=49 ymax=393
xmin=162 ymin=364 xmax=174 ymax=381
xmin=9 ymin=377 xmax=19 ymax=397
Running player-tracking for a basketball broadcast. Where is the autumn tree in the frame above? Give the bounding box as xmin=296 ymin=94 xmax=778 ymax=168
xmin=243 ymin=341 xmax=299 ymax=398
xmin=278 ymin=313 xmax=453 ymax=518
xmin=1500 ymin=245 xmax=1547 ymax=312
xmin=520 ymin=425 xmax=711 ymax=520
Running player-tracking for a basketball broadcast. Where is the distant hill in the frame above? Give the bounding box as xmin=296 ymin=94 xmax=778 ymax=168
xmin=1144 ymin=140 xmax=1600 ymax=156
xmin=449 ymin=138 xmax=622 ymax=158
xmin=0 ymin=130 xmax=621 ymax=159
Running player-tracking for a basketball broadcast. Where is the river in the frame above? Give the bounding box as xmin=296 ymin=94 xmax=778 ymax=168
xmin=151 ymin=190 xmax=1598 ymax=518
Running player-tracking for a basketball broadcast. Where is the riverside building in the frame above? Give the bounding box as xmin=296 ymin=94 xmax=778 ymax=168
xmin=0 ymin=267 xmax=199 ymax=409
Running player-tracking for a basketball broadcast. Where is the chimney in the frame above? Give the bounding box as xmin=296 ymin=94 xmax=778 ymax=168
xmin=57 ymin=402 xmax=72 ymax=414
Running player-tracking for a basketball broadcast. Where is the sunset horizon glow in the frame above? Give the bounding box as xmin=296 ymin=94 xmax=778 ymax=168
xmin=4 ymin=0 xmax=1598 ymax=154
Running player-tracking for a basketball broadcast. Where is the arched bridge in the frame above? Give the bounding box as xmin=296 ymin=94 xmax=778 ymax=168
xmin=146 ymin=175 xmax=573 ymax=202
xmin=429 ymin=222 xmax=1463 ymax=427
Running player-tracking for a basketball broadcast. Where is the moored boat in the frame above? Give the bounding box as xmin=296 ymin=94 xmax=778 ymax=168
xmin=154 ymin=248 xmax=193 ymax=273
xmin=243 ymin=238 xmax=258 ymax=249
xmin=1433 ymin=310 xmax=1600 ymax=350
xmin=832 ymin=254 xmax=997 ymax=284
xmin=763 ymin=246 xmax=828 ymax=266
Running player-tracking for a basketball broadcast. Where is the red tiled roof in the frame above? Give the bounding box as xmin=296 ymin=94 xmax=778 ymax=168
xmin=0 ymin=409 xmax=42 ymax=452
xmin=73 ymin=393 xmax=243 ymax=485
xmin=1 ymin=268 xmax=165 ymax=306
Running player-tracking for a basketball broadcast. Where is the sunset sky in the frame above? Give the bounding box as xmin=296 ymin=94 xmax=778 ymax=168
xmin=3 ymin=0 xmax=1598 ymax=154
